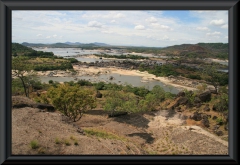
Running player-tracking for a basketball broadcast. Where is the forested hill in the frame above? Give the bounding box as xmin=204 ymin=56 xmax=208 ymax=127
xmin=12 ymin=43 xmax=35 ymax=56
xmin=12 ymin=43 xmax=54 ymax=57
xmin=159 ymin=43 xmax=228 ymax=60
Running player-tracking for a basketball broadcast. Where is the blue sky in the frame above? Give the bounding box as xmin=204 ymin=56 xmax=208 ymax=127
xmin=12 ymin=10 xmax=228 ymax=47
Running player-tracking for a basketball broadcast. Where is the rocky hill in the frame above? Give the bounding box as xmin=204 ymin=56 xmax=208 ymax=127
xmin=12 ymin=95 xmax=228 ymax=155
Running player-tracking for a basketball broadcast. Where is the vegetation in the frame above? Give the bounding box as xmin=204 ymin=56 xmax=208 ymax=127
xmin=84 ymin=128 xmax=126 ymax=141
xmin=104 ymin=90 xmax=140 ymax=116
xmin=95 ymin=54 xmax=149 ymax=60
xmin=30 ymin=140 xmax=39 ymax=149
xmin=46 ymin=84 xmax=96 ymax=122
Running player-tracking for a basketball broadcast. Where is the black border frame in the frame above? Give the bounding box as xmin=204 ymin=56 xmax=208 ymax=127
xmin=0 ymin=0 xmax=239 ymax=164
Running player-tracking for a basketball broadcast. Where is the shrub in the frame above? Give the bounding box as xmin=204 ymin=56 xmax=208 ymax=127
xmin=30 ymin=140 xmax=39 ymax=149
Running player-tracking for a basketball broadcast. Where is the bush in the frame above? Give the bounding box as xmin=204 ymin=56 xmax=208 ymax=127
xmin=30 ymin=140 xmax=39 ymax=149
xmin=94 ymin=82 xmax=105 ymax=90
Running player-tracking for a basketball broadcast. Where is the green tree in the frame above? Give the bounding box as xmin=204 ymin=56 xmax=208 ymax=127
xmin=12 ymin=56 xmax=34 ymax=97
xmin=104 ymin=90 xmax=139 ymax=116
xmin=47 ymin=84 xmax=96 ymax=122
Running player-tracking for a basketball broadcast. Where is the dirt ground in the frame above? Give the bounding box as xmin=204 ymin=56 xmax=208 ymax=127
xmin=12 ymin=97 xmax=228 ymax=155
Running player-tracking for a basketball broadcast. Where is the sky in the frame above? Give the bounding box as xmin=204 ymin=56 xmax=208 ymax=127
xmin=12 ymin=10 xmax=228 ymax=47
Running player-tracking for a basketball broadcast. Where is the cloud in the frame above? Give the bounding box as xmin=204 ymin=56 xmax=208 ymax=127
xmin=151 ymin=23 xmax=171 ymax=30
xmin=46 ymin=36 xmax=51 ymax=39
xmin=114 ymin=13 xmax=125 ymax=18
xmin=88 ymin=21 xmax=103 ymax=28
xmin=101 ymin=30 xmax=113 ymax=34
xmin=210 ymin=19 xmax=225 ymax=26
xmin=221 ymin=24 xmax=228 ymax=29
xmin=134 ymin=25 xmax=145 ymax=30
xmin=111 ymin=20 xmax=116 ymax=23
xmin=196 ymin=27 xmax=210 ymax=31
xmin=53 ymin=34 xmax=57 ymax=38
xmin=206 ymin=31 xmax=222 ymax=36
xmin=146 ymin=17 xmax=158 ymax=23
xmin=36 ymin=34 xmax=42 ymax=37
xmin=162 ymin=35 xmax=169 ymax=40
xmin=225 ymin=36 xmax=228 ymax=39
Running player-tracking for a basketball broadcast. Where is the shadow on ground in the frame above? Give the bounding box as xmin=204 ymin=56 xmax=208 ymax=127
xmin=113 ymin=113 xmax=151 ymax=128
xmin=128 ymin=132 xmax=155 ymax=144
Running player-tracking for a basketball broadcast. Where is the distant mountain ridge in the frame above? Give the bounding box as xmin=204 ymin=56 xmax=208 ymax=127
xmin=22 ymin=42 xmax=110 ymax=48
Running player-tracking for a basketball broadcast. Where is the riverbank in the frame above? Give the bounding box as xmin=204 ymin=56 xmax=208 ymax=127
xmin=29 ymin=65 xmax=214 ymax=91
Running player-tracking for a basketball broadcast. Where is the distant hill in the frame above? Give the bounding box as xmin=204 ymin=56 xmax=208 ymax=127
xmin=159 ymin=43 xmax=228 ymax=60
xmin=12 ymin=43 xmax=35 ymax=56
xmin=21 ymin=42 xmax=110 ymax=48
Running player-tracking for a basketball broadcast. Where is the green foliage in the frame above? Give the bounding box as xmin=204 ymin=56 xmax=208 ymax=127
xmin=216 ymin=118 xmax=224 ymax=125
xmin=84 ymin=128 xmax=126 ymax=141
xmin=47 ymin=84 xmax=96 ymax=122
xmin=184 ymin=90 xmax=196 ymax=104
xmin=104 ymin=90 xmax=139 ymax=115
xmin=95 ymin=54 xmax=149 ymax=60
xmin=140 ymin=85 xmax=166 ymax=111
xmin=94 ymin=82 xmax=105 ymax=90
xmin=30 ymin=140 xmax=39 ymax=149
xmin=187 ymin=74 xmax=201 ymax=80
xmin=77 ymin=79 xmax=93 ymax=86
xmin=68 ymin=58 xmax=79 ymax=63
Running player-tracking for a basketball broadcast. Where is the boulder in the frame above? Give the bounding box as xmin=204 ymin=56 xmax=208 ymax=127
xmin=195 ymin=103 xmax=202 ymax=108
xmin=176 ymin=97 xmax=189 ymax=105
xmin=32 ymin=103 xmax=55 ymax=112
xmin=203 ymin=105 xmax=210 ymax=111
xmin=95 ymin=91 xmax=103 ymax=98
xmin=224 ymin=123 xmax=228 ymax=131
xmin=212 ymin=116 xmax=218 ymax=120
xmin=177 ymin=91 xmax=185 ymax=97
xmin=198 ymin=91 xmax=211 ymax=102
xmin=215 ymin=131 xmax=223 ymax=136
xmin=201 ymin=117 xmax=210 ymax=128
xmin=190 ymin=111 xmax=202 ymax=121
xmin=194 ymin=97 xmax=201 ymax=104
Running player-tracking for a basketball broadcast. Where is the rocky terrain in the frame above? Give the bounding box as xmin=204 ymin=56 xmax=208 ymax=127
xmin=12 ymin=95 xmax=228 ymax=155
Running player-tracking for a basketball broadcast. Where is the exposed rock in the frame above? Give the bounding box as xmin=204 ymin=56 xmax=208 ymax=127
xmin=198 ymin=91 xmax=211 ymax=102
xmin=186 ymin=103 xmax=193 ymax=108
xmin=212 ymin=116 xmax=218 ymax=120
xmin=213 ymin=125 xmax=220 ymax=131
xmin=177 ymin=91 xmax=185 ymax=97
xmin=201 ymin=117 xmax=210 ymax=128
xmin=212 ymin=104 xmax=217 ymax=111
xmin=190 ymin=111 xmax=202 ymax=121
xmin=32 ymin=103 xmax=55 ymax=112
xmin=176 ymin=97 xmax=189 ymax=105
xmin=77 ymin=127 xmax=85 ymax=135
xmin=175 ymin=107 xmax=182 ymax=112
xmin=95 ymin=91 xmax=103 ymax=98
xmin=195 ymin=103 xmax=202 ymax=108
xmin=215 ymin=130 xmax=223 ymax=136
xmin=224 ymin=123 xmax=228 ymax=131
xmin=194 ymin=97 xmax=201 ymax=104
xmin=203 ymin=105 xmax=210 ymax=111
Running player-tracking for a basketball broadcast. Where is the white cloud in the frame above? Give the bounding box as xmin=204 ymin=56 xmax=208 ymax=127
xmin=196 ymin=27 xmax=210 ymax=31
xmin=162 ymin=35 xmax=169 ymax=40
xmin=221 ymin=24 xmax=228 ymax=29
xmin=111 ymin=20 xmax=116 ymax=23
xmin=101 ymin=30 xmax=113 ymax=34
xmin=210 ymin=19 xmax=225 ymax=26
xmin=46 ymin=36 xmax=51 ymax=39
xmin=206 ymin=31 xmax=222 ymax=36
xmin=151 ymin=23 xmax=171 ymax=30
xmin=225 ymin=36 xmax=228 ymax=39
xmin=146 ymin=17 xmax=158 ymax=23
xmin=134 ymin=25 xmax=145 ymax=30
xmin=88 ymin=21 xmax=103 ymax=28
xmin=36 ymin=34 xmax=42 ymax=37
xmin=114 ymin=13 xmax=125 ymax=18
xmin=53 ymin=34 xmax=57 ymax=38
